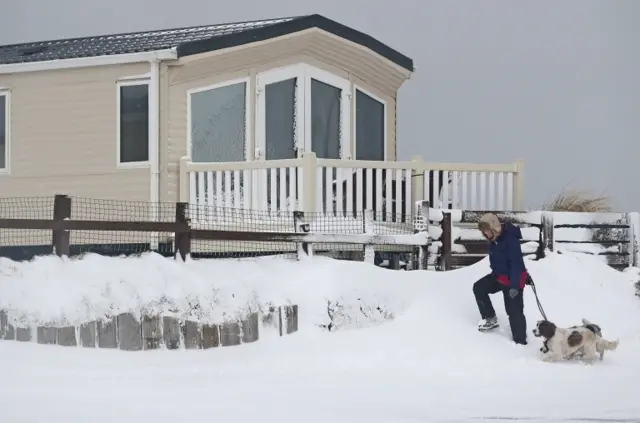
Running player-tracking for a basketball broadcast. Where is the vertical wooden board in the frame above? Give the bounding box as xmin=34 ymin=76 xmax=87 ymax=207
xmin=3 ymin=323 xmax=15 ymax=341
xmin=201 ymin=324 xmax=220 ymax=349
xmin=97 ymin=318 xmax=118 ymax=348
xmin=220 ymin=322 xmax=241 ymax=347
xmin=241 ymin=313 xmax=259 ymax=343
xmin=57 ymin=326 xmax=77 ymax=347
xmin=16 ymin=327 xmax=32 ymax=342
xmin=79 ymin=321 xmax=97 ymax=348
xmin=117 ymin=313 xmax=143 ymax=351
xmin=181 ymin=321 xmax=202 ymax=350
xmin=37 ymin=327 xmax=58 ymax=345
xmin=142 ymin=316 xmax=162 ymax=350
xmin=163 ymin=317 xmax=181 ymax=350
xmin=0 ymin=310 xmax=10 ymax=340
xmin=285 ymin=305 xmax=299 ymax=334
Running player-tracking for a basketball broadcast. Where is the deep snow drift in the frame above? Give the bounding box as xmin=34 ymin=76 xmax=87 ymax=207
xmin=1 ymin=251 xmax=639 ymax=422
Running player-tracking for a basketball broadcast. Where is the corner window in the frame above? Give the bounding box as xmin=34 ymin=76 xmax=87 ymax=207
xmin=0 ymin=91 xmax=8 ymax=172
xmin=355 ymin=88 xmax=386 ymax=161
xmin=118 ymin=81 xmax=149 ymax=165
xmin=189 ymin=79 xmax=248 ymax=163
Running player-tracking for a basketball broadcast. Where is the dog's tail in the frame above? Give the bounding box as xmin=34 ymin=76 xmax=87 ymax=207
xmin=597 ymin=338 xmax=619 ymax=351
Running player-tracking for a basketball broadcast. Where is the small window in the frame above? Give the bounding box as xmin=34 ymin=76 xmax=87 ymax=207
xmin=0 ymin=91 xmax=8 ymax=171
xmin=355 ymin=88 xmax=385 ymax=161
xmin=118 ymin=82 xmax=149 ymax=165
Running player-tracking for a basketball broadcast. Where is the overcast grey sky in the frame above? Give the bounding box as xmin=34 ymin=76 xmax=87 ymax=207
xmin=1 ymin=0 xmax=638 ymax=211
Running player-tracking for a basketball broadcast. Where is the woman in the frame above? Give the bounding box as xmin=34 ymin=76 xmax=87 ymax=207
xmin=472 ymin=213 xmax=529 ymax=345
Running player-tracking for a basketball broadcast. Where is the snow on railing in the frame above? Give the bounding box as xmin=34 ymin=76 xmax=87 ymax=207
xmin=179 ymin=153 xmax=524 ymax=223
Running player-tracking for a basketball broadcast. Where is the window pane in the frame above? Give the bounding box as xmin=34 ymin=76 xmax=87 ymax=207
xmin=311 ymin=79 xmax=341 ymax=159
xmin=265 ymin=78 xmax=296 ymax=160
xmin=190 ymin=82 xmax=246 ymax=163
xmin=0 ymin=95 xmax=5 ymax=169
xmin=119 ymin=84 xmax=149 ymax=163
xmin=355 ymin=90 xmax=385 ymax=161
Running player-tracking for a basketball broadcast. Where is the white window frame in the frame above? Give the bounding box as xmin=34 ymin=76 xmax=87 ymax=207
xmin=116 ymin=78 xmax=151 ymax=168
xmin=255 ymin=64 xmax=352 ymax=160
xmin=353 ymin=85 xmax=388 ymax=161
xmin=0 ymin=89 xmax=10 ymax=175
xmin=255 ymin=64 xmax=305 ymax=160
xmin=186 ymin=77 xmax=251 ymax=162
xmin=304 ymin=66 xmax=351 ymax=160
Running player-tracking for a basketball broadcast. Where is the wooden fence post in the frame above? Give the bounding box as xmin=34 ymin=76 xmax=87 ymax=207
xmin=52 ymin=194 xmax=71 ymax=257
xmin=293 ymin=211 xmax=311 ymax=259
xmin=627 ymin=212 xmax=639 ymax=268
xmin=440 ymin=211 xmax=452 ymax=271
xmin=540 ymin=212 xmax=554 ymax=258
xmin=414 ymin=200 xmax=430 ymax=270
xmin=363 ymin=209 xmax=375 ymax=264
xmin=174 ymin=202 xmax=191 ymax=262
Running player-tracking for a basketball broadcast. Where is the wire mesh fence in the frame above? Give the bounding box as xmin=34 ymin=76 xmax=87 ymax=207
xmin=0 ymin=195 xmax=424 ymax=267
xmin=189 ymin=204 xmax=298 ymax=259
xmin=0 ymin=197 xmax=55 ymax=258
xmin=68 ymin=197 xmax=176 ymax=257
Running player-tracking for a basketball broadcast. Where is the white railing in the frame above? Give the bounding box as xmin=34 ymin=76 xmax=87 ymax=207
xmin=179 ymin=153 xmax=524 ymax=222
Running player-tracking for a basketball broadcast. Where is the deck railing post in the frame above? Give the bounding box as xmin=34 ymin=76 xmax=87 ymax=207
xmin=411 ymin=155 xmax=425 ymax=206
xmin=302 ymin=151 xmax=318 ymax=214
xmin=513 ymin=159 xmax=525 ymax=210
xmin=179 ymin=156 xmax=190 ymax=203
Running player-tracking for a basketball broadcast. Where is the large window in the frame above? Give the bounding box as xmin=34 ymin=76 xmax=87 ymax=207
xmin=118 ymin=81 xmax=149 ymax=165
xmin=189 ymin=79 xmax=248 ymax=163
xmin=0 ymin=91 xmax=8 ymax=172
xmin=355 ymin=88 xmax=386 ymax=161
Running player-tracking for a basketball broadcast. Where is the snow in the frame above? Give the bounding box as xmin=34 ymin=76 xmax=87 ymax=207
xmin=1 ymin=251 xmax=640 ymax=422
xmin=555 ymin=242 xmax=621 ymax=255
xmin=552 ymin=211 xmax=627 ymax=226
xmin=453 ymin=225 xmax=540 ymax=241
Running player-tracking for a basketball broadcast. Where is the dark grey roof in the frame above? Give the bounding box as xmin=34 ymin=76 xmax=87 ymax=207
xmin=0 ymin=14 xmax=414 ymax=71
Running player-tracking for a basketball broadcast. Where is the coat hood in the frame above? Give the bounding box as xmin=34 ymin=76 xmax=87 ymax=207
xmin=478 ymin=213 xmax=522 ymax=241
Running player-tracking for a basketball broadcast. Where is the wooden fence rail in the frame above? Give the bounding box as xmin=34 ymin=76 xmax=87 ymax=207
xmin=0 ymin=195 xmax=431 ymax=267
xmin=429 ymin=208 xmax=638 ymax=271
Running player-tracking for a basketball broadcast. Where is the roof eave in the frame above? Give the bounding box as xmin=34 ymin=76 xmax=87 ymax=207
xmin=0 ymin=48 xmax=178 ymax=75
xmin=177 ymin=14 xmax=414 ymax=73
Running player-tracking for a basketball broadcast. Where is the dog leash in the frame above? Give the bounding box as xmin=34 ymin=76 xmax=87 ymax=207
xmin=528 ymin=275 xmax=549 ymax=321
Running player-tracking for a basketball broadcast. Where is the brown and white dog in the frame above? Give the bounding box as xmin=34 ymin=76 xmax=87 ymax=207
xmin=532 ymin=319 xmax=619 ymax=363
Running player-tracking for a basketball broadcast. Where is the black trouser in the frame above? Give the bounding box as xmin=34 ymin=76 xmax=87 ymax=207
xmin=473 ymin=273 xmax=527 ymax=344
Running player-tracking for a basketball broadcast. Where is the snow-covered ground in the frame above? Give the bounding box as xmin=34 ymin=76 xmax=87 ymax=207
xmin=1 ymin=251 xmax=640 ymax=422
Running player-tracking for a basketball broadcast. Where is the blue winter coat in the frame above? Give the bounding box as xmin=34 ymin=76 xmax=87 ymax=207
xmin=488 ymin=222 xmax=528 ymax=289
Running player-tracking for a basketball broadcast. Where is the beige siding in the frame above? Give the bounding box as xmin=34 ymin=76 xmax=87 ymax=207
xmin=0 ymin=63 xmax=151 ymax=209
xmin=164 ymin=29 xmax=406 ymax=202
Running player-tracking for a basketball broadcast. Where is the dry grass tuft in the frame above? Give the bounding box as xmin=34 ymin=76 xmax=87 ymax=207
xmin=542 ymin=189 xmax=613 ymax=213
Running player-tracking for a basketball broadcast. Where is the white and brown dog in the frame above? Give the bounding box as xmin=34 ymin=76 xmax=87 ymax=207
xmin=533 ymin=319 xmax=619 ymax=363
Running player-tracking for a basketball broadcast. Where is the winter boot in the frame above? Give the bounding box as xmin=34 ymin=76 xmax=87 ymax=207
xmin=478 ymin=316 xmax=499 ymax=332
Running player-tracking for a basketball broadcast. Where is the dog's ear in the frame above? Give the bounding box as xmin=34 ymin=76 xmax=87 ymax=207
xmin=583 ymin=323 xmax=602 ymax=337
xmin=567 ymin=331 xmax=583 ymax=347
xmin=539 ymin=320 xmax=556 ymax=339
